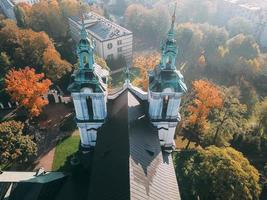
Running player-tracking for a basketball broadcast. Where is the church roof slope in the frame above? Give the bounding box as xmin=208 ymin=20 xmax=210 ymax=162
xmin=88 ymin=89 xmax=181 ymax=200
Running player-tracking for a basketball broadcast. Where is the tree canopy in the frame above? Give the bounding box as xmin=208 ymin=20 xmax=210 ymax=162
xmin=5 ymin=67 xmax=51 ymax=117
xmin=174 ymin=146 xmax=261 ymax=200
xmin=181 ymin=80 xmax=223 ymax=148
xmin=132 ymin=52 xmax=160 ymax=91
xmin=0 ymin=120 xmax=37 ymax=167
xmin=0 ymin=19 xmax=72 ymax=82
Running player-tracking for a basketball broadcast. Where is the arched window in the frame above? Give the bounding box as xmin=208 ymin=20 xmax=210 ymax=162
xmin=83 ymin=56 xmax=88 ymax=65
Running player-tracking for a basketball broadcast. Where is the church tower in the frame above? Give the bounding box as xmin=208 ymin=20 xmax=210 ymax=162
xmin=148 ymin=4 xmax=187 ymax=151
xmin=68 ymin=17 xmax=108 ymax=150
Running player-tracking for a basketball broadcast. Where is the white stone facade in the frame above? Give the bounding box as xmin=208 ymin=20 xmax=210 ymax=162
xmin=148 ymin=89 xmax=183 ymax=149
xmin=148 ymin=89 xmax=182 ymax=120
xmin=68 ymin=12 xmax=133 ymax=65
xmin=71 ymin=89 xmax=107 ymax=148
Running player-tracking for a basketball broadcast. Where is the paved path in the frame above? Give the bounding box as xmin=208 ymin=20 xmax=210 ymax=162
xmin=34 ymin=148 xmax=56 ymax=171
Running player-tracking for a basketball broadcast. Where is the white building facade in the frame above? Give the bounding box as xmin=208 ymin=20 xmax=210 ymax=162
xmin=69 ymin=12 xmax=133 ymax=65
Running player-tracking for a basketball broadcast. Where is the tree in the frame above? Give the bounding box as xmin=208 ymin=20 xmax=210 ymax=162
xmin=181 ymin=80 xmax=223 ymax=148
xmin=14 ymin=3 xmax=31 ymax=28
xmin=0 ymin=120 xmax=37 ymax=167
xmin=0 ymin=19 xmax=72 ymax=81
xmin=0 ymin=52 xmax=12 ymax=79
xmin=177 ymin=0 xmax=217 ymax=24
xmin=132 ymin=52 xmax=160 ymax=91
xmin=42 ymin=47 xmax=72 ymax=81
xmin=205 ymin=87 xmax=247 ymax=147
xmin=124 ymin=4 xmax=170 ymax=46
xmin=5 ymin=67 xmax=51 ymax=117
xmin=175 ymin=23 xmax=204 ymax=73
xmin=95 ymin=55 xmax=109 ymax=71
xmin=29 ymin=0 xmax=68 ymax=40
xmin=217 ymin=34 xmax=262 ymax=83
xmin=174 ymin=146 xmax=261 ymax=200
xmin=227 ymin=17 xmax=252 ymax=37
xmin=254 ymin=98 xmax=267 ymax=136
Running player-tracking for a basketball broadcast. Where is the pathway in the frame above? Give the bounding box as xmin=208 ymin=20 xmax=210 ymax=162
xmin=34 ymin=148 xmax=55 ymax=171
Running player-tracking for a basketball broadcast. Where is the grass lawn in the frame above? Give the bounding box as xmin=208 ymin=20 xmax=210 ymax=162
xmin=52 ymin=134 xmax=80 ymax=171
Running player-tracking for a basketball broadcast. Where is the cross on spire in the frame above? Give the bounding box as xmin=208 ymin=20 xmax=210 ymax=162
xmin=79 ymin=0 xmax=88 ymax=39
xmin=171 ymin=1 xmax=177 ymax=32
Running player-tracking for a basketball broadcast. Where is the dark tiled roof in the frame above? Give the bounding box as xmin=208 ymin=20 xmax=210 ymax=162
xmin=0 ymin=172 xmax=67 ymax=200
xmin=69 ymin=12 xmax=132 ymax=41
xmin=88 ymin=89 xmax=181 ymax=200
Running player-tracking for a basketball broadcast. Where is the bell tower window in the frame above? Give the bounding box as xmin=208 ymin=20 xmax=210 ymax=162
xmin=162 ymin=96 xmax=169 ymax=119
xmin=83 ymin=56 xmax=88 ymax=65
xmin=86 ymin=96 xmax=93 ymax=120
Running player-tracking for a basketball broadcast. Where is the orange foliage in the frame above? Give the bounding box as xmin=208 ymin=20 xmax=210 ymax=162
xmin=186 ymin=80 xmax=223 ymax=131
xmin=132 ymin=53 xmax=160 ymax=91
xmin=5 ymin=67 xmax=51 ymax=117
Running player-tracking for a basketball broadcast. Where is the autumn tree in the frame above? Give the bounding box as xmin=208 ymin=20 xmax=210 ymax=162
xmin=174 ymin=146 xmax=261 ymax=200
xmin=0 ymin=120 xmax=37 ymax=167
xmin=0 ymin=19 xmax=72 ymax=81
xmin=132 ymin=53 xmax=160 ymax=91
xmin=181 ymin=80 xmax=223 ymax=148
xmin=5 ymin=67 xmax=51 ymax=117
xmin=205 ymin=87 xmax=247 ymax=147
xmin=14 ymin=3 xmax=32 ymax=28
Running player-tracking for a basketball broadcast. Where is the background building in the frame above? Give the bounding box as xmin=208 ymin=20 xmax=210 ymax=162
xmin=0 ymin=0 xmax=39 ymax=20
xmin=217 ymin=0 xmax=267 ymax=48
xmin=69 ymin=12 xmax=133 ymax=65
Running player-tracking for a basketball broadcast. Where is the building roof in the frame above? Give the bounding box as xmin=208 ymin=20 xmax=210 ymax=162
xmin=0 ymin=170 xmax=67 ymax=200
xmin=69 ymin=12 xmax=132 ymax=41
xmin=88 ymin=89 xmax=181 ymax=200
xmin=223 ymin=0 xmax=267 ymax=10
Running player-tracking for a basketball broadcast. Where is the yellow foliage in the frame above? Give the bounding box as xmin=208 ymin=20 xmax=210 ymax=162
xmin=132 ymin=52 xmax=160 ymax=91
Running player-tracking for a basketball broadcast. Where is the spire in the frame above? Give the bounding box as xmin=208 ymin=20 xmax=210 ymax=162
xmin=159 ymin=1 xmax=178 ymax=70
xmin=79 ymin=0 xmax=88 ymax=40
xmin=168 ymin=1 xmax=177 ymax=38
xmin=170 ymin=2 xmax=177 ymax=33
xmin=80 ymin=14 xmax=88 ymax=39
xmin=124 ymin=64 xmax=131 ymax=85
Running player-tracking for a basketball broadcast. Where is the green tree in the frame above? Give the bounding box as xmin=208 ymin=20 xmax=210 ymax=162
xmin=174 ymin=146 xmax=261 ymax=200
xmin=227 ymin=17 xmax=252 ymax=37
xmin=0 ymin=52 xmax=11 ymax=79
xmin=0 ymin=120 xmax=37 ymax=167
xmin=124 ymin=3 xmax=170 ymax=46
xmin=206 ymin=87 xmax=247 ymax=147
xmin=254 ymin=98 xmax=267 ymax=136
